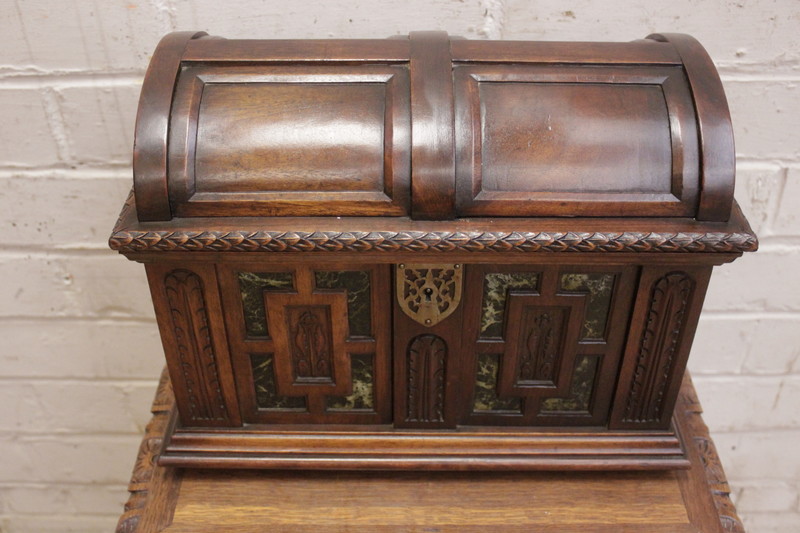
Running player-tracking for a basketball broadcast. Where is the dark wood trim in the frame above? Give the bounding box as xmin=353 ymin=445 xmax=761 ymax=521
xmin=116 ymin=370 xmax=743 ymax=532
xmin=182 ymin=38 xmax=411 ymax=62
xmin=409 ymin=31 xmax=456 ymax=220
xmin=158 ymin=425 xmax=689 ymax=471
xmin=133 ymin=31 xmax=207 ymax=222
xmin=677 ymin=374 xmax=746 ymax=533
xmin=610 ymin=266 xmax=713 ymax=430
xmin=116 ymin=369 xmax=181 ymax=533
xmin=453 ymin=65 xmax=700 ymax=218
xmin=114 ymin=225 xmax=757 ymax=255
xmin=450 ymin=39 xmax=683 ymax=64
xmin=111 ymin=194 xmax=757 ymax=255
xmin=649 ymin=33 xmax=735 ymax=222
xmin=144 ymin=264 xmax=242 ymax=427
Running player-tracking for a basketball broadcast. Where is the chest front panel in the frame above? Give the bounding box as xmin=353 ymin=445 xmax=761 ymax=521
xmin=147 ymin=260 xmax=704 ymax=435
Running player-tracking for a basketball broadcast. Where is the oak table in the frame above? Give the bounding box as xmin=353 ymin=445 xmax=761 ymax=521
xmin=116 ymin=369 xmax=743 ymax=532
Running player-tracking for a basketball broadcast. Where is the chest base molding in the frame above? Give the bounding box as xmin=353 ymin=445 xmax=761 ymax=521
xmin=158 ymin=414 xmax=689 ymax=471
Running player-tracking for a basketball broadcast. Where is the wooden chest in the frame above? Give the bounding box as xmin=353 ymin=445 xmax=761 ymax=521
xmin=110 ymin=31 xmax=757 ymax=471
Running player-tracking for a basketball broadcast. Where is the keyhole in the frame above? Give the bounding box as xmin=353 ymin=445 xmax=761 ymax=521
xmin=423 ymin=287 xmax=434 ymax=302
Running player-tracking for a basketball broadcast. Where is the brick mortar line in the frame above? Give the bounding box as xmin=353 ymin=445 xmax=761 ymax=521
xmin=0 ymin=70 xmax=144 ymax=88
xmin=0 ymin=431 xmax=151 ymax=438
xmin=0 ymin=166 xmax=132 ymax=177
xmin=0 ymin=315 xmax=155 ymax=323
xmin=0 ymin=433 xmax=149 ymax=441
xmin=40 ymin=88 xmax=72 ymax=162
xmin=0 ymin=245 xmax=122 ymax=254
xmin=0 ymin=511 xmax=122 ymax=518
xmin=0 ymin=317 xmax=157 ymax=324
xmin=704 ymin=428 xmax=800 ymax=435
xmin=701 ymin=310 xmax=800 ymax=319
xmin=692 ymin=374 xmax=800 ymax=380
xmin=0 ymin=62 xmax=795 ymax=78
xmin=735 ymin=159 xmax=800 ymax=168
xmin=0 ymin=316 xmax=155 ymax=323
xmin=0 ymin=481 xmax=128 ymax=488
xmin=0 ymin=70 xmax=797 ymax=91
xmin=0 ymin=377 xmax=159 ymax=384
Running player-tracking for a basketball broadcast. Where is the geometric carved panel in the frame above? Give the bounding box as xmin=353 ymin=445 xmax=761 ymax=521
xmin=514 ymin=307 xmax=567 ymax=387
xmin=164 ymin=269 xmax=229 ymax=422
xmin=314 ymin=270 xmax=372 ymax=337
xmin=540 ymin=355 xmax=600 ymax=413
xmin=472 ymin=353 xmax=523 ymax=413
xmin=265 ymin=291 xmax=351 ymax=398
xmin=222 ymin=263 xmax=390 ymax=425
xmin=326 ymin=352 xmax=376 ymax=411
xmin=499 ymin=294 xmax=584 ymax=399
xmin=237 ymin=271 xmax=294 ymax=338
xmin=250 ymin=353 xmax=307 ymax=410
xmin=559 ymin=273 xmax=615 ymax=341
xmin=623 ymin=272 xmax=694 ymax=423
xmin=479 ymin=271 xmax=540 ymax=338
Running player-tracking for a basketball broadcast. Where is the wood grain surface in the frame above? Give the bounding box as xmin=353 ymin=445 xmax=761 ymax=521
xmin=117 ymin=371 xmax=744 ymax=533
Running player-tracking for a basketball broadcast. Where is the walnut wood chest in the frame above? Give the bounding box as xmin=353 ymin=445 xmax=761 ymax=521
xmin=110 ymin=31 xmax=757 ymax=471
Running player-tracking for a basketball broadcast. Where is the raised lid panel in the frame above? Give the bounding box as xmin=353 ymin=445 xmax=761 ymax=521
xmin=479 ymin=83 xmax=672 ymax=194
xmin=168 ymin=64 xmax=410 ymax=217
xmin=195 ymin=83 xmax=387 ymax=194
xmin=455 ymin=65 xmax=700 ymax=217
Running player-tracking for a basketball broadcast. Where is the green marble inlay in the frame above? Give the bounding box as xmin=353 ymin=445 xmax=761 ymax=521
xmin=314 ymin=270 xmax=372 ymax=337
xmin=250 ymin=353 xmax=306 ymax=410
xmin=560 ymin=273 xmax=615 ymax=340
xmin=326 ymin=353 xmax=375 ymax=410
xmin=238 ymin=271 xmax=294 ymax=337
xmin=540 ymin=355 xmax=599 ymax=413
xmin=473 ymin=353 xmax=522 ymax=412
xmin=480 ymin=272 xmax=539 ymax=338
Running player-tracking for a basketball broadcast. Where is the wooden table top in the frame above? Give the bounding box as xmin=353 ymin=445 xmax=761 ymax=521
xmin=116 ymin=371 xmax=743 ymax=533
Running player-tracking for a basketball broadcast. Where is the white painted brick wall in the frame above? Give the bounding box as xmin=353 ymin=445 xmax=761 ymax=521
xmin=0 ymin=1 xmax=797 ymax=531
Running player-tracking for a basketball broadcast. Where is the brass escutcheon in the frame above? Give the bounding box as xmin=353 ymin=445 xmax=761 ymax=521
xmin=396 ymin=263 xmax=463 ymax=327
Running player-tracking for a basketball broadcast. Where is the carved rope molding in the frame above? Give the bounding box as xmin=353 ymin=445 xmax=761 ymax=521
xmin=110 ymin=228 xmax=758 ymax=253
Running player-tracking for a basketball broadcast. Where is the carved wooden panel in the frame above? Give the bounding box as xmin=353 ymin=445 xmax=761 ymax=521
xmin=463 ymin=265 xmax=637 ymax=427
xmin=237 ymin=271 xmax=294 ymax=338
xmin=559 ymin=273 xmax=615 ymax=341
xmin=540 ymin=355 xmax=600 ymax=414
xmin=219 ymin=263 xmax=391 ymax=425
xmin=285 ymin=306 xmax=335 ymax=383
xmin=479 ymin=271 xmax=539 ymax=338
xmin=326 ymin=353 xmax=376 ymax=411
xmin=498 ymin=293 xmax=583 ymax=400
xmin=250 ymin=353 xmax=306 ymax=410
xmin=514 ymin=307 xmax=566 ymax=386
xmin=406 ymin=334 xmax=447 ymax=423
xmin=163 ymin=269 xmax=229 ymax=422
xmin=623 ymin=272 xmax=694 ymax=423
xmin=314 ymin=270 xmax=372 ymax=337
xmin=145 ymin=264 xmax=242 ymax=428
xmin=266 ymin=291 xmax=350 ymax=399
xmin=472 ymin=353 xmax=523 ymax=413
